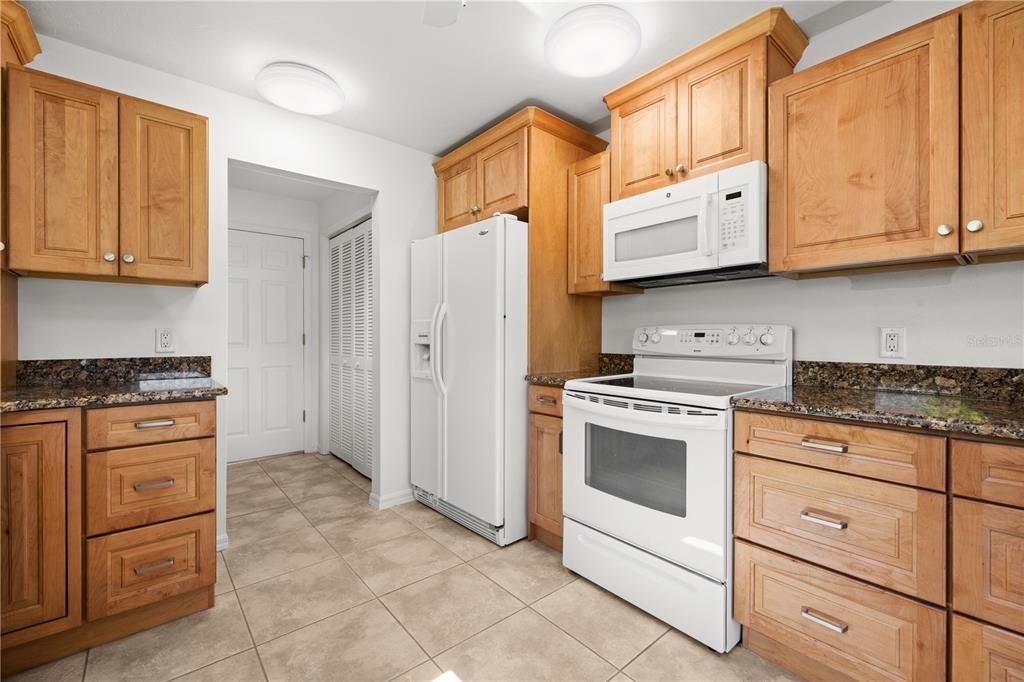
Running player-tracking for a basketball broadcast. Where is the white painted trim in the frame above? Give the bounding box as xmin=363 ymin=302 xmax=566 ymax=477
xmin=228 ymin=222 xmax=320 ymax=457
xmin=217 ymin=533 xmax=230 ymax=552
xmin=372 ymin=487 xmax=414 ymax=510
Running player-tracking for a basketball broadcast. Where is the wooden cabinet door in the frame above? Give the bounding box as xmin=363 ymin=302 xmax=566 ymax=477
xmin=768 ymin=15 xmax=960 ymax=273
xmin=678 ymin=39 xmax=766 ymax=180
xmin=1 ymin=422 xmax=67 ymax=633
xmin=528 ymin=413 xmax=563 ymax=538
xmin=477 ymin=128 xmax=527 ymax=218
xmin=610 ymin=81 xmax=677 ymax=200
xmin=437 ymin=155 xmax=479 ymax=232
xmin=962 ymin=1 xmax=1024 ymax=254
xmin=119 ymin=97 xmax=208 ymax=283
xmin=952 ymin=615 xmax=1024 ymax=682
xmin=6 ymin=68 xmax=119 ymax=276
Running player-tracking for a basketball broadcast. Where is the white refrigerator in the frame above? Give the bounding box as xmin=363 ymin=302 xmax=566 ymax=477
xmin=409 ymin=215 xmax=528 ymax=545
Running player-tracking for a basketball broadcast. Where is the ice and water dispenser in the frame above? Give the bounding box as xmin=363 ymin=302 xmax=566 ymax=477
xmin=411 ymin=319 xmax=433 ymax=379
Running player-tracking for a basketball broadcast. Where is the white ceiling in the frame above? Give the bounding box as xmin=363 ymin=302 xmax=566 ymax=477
xmin=26 ymin=1 xmax=886 ymax=156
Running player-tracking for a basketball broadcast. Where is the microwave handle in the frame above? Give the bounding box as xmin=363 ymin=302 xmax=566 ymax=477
xmin=698 ymin=193 xmax=714 ymax=257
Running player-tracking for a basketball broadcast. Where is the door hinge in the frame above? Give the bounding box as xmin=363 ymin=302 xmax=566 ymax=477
xmin=302 ymin=333 xmax=306 ymax=346
xmin=302 ymin=410 xmax=306 ymax=423
xmin=302 ymin=255 xmax=309 ymax=269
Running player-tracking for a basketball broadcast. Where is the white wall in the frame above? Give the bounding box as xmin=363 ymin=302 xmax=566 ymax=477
xmin=603 ymin=0 xmax=1024 ymax=370
xmin=20 ymin=36 xmax=438 ymax=546
xmin=228 ymin=187 xmax=319 ymax=234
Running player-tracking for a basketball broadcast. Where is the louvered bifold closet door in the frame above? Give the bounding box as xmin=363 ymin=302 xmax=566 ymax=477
xmin=328 ymin=220 xmax=375 ymax=479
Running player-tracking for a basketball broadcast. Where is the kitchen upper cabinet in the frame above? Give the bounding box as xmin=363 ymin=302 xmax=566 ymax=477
xmin=119 ymin=97 xmax=208 ymax=283
xmin=769 ymin=15 xmax=960 ymax=274
xmin=438 ymin=155 xmax=479 ymax=232
xmin=567 ymin=152 xmax=641 ymax=296
xmin=436 ymin=128 xmax=528 ymax=233
xmin=961 ymin=1 xmax=1024 ymax=255
xmin=605 ymin=9 xmax=807 ymax=201
xmin=610 ymin=82 xmax=676 ymax=200
xmin=528 ymin=411 xmax=563 ymax=547
xmin=6 ymin=67 xmax=119 ymax=277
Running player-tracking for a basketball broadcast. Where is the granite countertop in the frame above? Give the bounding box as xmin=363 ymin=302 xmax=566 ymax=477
xmin=524 ymin=371 xmax=599 ymax=388
xmin=733 ymin=385 xmax=1024 ymax=441
xmin=525 ymin=354 xmax=635 ymax=387
xmin=1 ymin=377 xmax=228 ymax=413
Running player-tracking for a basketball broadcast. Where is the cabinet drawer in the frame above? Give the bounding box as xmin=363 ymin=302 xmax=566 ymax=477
xmin=734 ymin=540 xmax=946 ymax=682
xmin=953 ymin=499 xmax=1024 ymax=634
xmin=87 ymin=401 xmax=216 ymax=450
xmin=528 ymin=386 xmax=563 ymax=417
xmin=952 ymin=615 xmax=1024 ymax=682
xmin=952 ymin=440 xmax=1024 ymax=509
xmin=734 ymin=411 xmax=946 ymax=490
xmin=735 ymin=455 xmax=946 ymax=603
xmin=86 ymin=513 xmax=215 ymax=621
xmin=85 ymin=438 xmax=216 ymax=535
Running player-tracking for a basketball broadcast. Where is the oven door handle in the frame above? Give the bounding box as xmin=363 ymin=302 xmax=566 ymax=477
xmin=563 ymin=393 xmax=726 ymax=429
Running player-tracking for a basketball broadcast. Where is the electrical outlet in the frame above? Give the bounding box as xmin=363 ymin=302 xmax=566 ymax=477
xmin=155 ymin=328 xmax=174 ymax=354
xmin=880 ymin=327 xmax=906 ymax=359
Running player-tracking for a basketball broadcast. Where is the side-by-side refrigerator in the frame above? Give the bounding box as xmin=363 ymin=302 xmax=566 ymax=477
xmin=409 ymin=215 xmax=528 ymax=545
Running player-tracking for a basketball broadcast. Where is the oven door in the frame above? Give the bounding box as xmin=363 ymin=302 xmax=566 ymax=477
xmin=602 ymin=173 xmax=719 ymax=282
xmin=563 ymin=391 xmax=729 ymax=581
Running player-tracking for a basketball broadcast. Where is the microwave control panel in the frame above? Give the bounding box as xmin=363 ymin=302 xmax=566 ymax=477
xmin=718 ymin=188 xmax=748 ymax=253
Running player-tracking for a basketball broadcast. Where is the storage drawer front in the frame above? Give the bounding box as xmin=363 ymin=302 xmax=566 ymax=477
xmin=87 ymin=401 xmax=216 ymax=450
xmin=952 ymin=615 xmax=1024 ymax=682
xmin=735 ymin=454 xmax=946 ymax=603
xmin=735 ymin=411 xmax=945 ymax=490
xmin=952 ymin=440 xmax=1024 ymax=509
xmin=734 ymin=540 xmax=946 ymax=682
xmin=528 ymin=386 xmax=563 ymax=417
xmin=86 ymin=438 xmax=216 ymax=535
xmin=86 ymin=513 xmax=215 ymax=620
xmin=953 ymin=499 xmax=1024 ymax=635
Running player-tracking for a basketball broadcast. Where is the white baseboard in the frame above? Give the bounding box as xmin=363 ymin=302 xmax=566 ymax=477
xmin=373 ymin=488 xmax=413 ymax=510
xmin=217 ymin=533 xmax=230 ymax=552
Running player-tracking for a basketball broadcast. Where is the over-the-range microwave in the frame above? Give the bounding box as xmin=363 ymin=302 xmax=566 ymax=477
xmin=602 ymin=160 xmax=767 ymax=287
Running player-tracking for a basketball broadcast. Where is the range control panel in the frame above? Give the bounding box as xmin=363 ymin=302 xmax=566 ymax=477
xmin=633 ymin=324 xmax=791 ymax=358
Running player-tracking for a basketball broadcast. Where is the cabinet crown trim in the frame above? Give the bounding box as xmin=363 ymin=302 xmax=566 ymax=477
xmin=604 ymin=7 xmax=807 ymax=110
xmin=1 ymin=1 xmax=41 ymax=65
xmin=433 ymin=106 xmax=607 ymax=172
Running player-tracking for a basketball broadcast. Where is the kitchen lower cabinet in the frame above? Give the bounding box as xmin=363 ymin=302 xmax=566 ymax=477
xmin=952 ymin=615 xmax=1024 ymax=682
xmin=528 ymin=386 xmax=563 ymax=551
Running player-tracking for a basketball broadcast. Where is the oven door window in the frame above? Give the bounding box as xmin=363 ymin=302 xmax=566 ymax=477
xmin=585 ymin=423 xmax=686 ymax=517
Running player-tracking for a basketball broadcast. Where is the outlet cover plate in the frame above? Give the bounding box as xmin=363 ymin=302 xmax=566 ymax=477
xmin=880 ymin=327 xmax=905 ymax=359
xmin=155 ymin=328 xmax=174 ymax=354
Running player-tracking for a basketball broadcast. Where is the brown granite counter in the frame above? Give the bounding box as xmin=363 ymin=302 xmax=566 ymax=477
xmin=733 ymin=385 xmax=1024 ymax=441
xmin=524 ymin=353 xmax=635 ymax=387
xmin=524 ymin=371 xmax=595 ymax=388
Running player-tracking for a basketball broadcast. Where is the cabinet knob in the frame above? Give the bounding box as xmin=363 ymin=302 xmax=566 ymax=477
xmin=664 ymin=168 xmax=675 ymax=177
xmin=936 ymin=224 xmax=954 ymax=237
xmin=470 ymin=206 xmax=480 ymax=214
xmin=966 ymin=219 xmax=984 ymax=233
xmin=103 ymin=251 xmax=116 ymax=262
xmin=0 ymin=241 xmax=5 ymax=252
xmin=122 ymin=254 xmax=135 ymax=264
xmin=675 ymin=164 xmax=686 ymax=174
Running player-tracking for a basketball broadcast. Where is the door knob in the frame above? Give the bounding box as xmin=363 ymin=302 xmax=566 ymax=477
xmin=675 ymin=164 xmax=686 ymax=174
xmin=966 ymin=219 xmax=984 ymax=233
xmin=103 ymin=251 xmax=116 ymax=262
xmin=122 ymin=254 xmax=135 ymax=263
xmin=936 ymin=224 xmax=954 ymax=237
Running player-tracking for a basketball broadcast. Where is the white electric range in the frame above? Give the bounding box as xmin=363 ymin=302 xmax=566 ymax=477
xmin=561 ymin=323 xmax=792 ymax=653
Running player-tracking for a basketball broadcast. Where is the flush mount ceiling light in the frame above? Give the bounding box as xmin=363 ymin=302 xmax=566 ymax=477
xmin=545 ymin=4 xmax=641 ymax=78
xmin=255 ymin=62 xmax=345 ymax=115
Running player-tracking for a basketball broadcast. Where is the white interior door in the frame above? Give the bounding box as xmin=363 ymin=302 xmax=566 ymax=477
xmin=328 ymin=220 xmax=375 ymax=478
xmin=227 ymin=229 xmax=305 ymax=461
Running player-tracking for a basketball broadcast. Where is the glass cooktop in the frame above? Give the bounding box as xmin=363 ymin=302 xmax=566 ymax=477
xmin=585 ymin=375 xmax=768 ymax=396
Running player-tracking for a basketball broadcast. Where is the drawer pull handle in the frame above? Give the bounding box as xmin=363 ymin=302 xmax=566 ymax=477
xmin=134 ymin=418 xmax=176 ymax=430
xmin=536 ymin=396 xmax=558 ymax=406
xmin=133 ymin=478 xmax=175 ymax=492
xmin=133 ymin=558 xmax=175 ymax=576
xmin=800 ymin=438 xmax=848 ymax=454
xmin=800 ymin=510 xmax=848 ymax=530
xmin=801 ymin=607 xmax=848 ymax=634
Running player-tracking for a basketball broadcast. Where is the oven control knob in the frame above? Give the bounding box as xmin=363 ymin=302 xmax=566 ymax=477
xmin=759 ymin=332 xmax=775 ymax=346
xmin=742 ymin=332 xmax=757 ymax=345
xmin=637 ymin=331 xmax=649 ymax=344
xmin=726 ymin=332 xmax=740 ymax=345
xmin=651 ymin=332 xmax=662 ymax=344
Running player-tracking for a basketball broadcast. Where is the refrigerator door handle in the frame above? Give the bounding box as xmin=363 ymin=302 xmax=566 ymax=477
xmin=428 ymin=302 xmax=442 ymax=395
xmin=434 ymin=302 xmax=449 ymax=396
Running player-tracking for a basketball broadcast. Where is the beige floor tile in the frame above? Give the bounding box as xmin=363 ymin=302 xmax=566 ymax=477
xmin=216 ymin=552 xmax=234 ymax=595
xmin=345 ymin=531 xmax=462 ymax=595
xmin=226 ymin=474 xmax=291 ymax=518
xmin=318 ymin=453 xmax=354 ymax=473
xmin=470 ymin=540 xmax=574 ymax=603
xmin=316 ymin=509 xmax=418 ymax=556
xmin=222 ymin=526 xmax=336 ymax=588
xmin=610 ymin=674 xmax=634 ymax=682
xmin=342 ymin=468 xmax=373 ymax=492
xmin=259 ymin=454 xmax=334 ymax=485
xmin=226 ymin=505 xmax=311 ymax=548
xmin=381 ymin=563 xmax=523 ymax=655
xmin=388 ymin=660 xmax=442 ymax=682
xmin=295 ymin=486 xmax=374 ymax=526
xmin=278 ymin=476 xmax=358 ymax=504
xmin=391 ymin=501 xmax=445 ymax=529
xmin=85 ymin=592 xmax=253 ymax=682
xmin=434 ymin=608 xmax=616 ymax=682
xmin=173 ymin=649 xmax=266 ymax=682
xmin=533 ymin=579 xmax=669 ymax=668
xmin=226 ymin=460 xmax=265 ymax=480
xmin=237 ymin=558 xmax=374 ymax=643
xmin=6 ymin=651 xmax=86 ymax=682
xmin=257 ymin=601 xmax=427 ymax=682
xmin=624 ymin=631 xmax=800 ymax=682
xmin=420 ymin=516 xmax=499 ymax=561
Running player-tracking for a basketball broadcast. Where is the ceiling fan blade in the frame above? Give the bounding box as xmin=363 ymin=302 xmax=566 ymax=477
xmin=422 ymin=0 xmax=464 ymax=27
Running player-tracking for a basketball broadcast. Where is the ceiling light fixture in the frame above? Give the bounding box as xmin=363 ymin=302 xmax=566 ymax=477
xmin=545 ymin=4 xmax=641 ymax=78
xmin=255 ymin=62 xmax=345 ymax=115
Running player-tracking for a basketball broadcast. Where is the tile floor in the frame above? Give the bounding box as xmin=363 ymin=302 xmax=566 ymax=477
xmin=9 ymin=452 xmax=799 ymax=682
